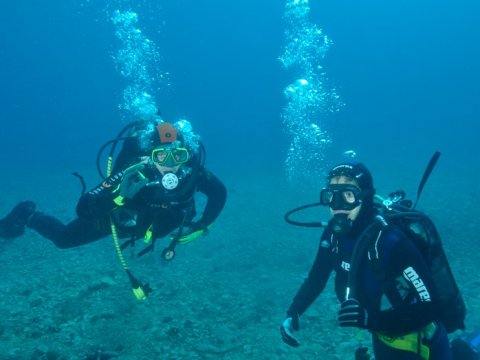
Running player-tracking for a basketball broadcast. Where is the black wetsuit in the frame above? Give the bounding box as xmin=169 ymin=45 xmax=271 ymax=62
xmin=287 ymin=219 xmax=452 ymax=359
xmin=28 ymin=163 xmax=226 ymax=249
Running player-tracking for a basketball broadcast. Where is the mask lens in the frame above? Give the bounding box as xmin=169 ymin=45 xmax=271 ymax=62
xmin=320 ymin=188 xmax=334 ymax=206
xmin=342 ymin=190 xmax=356 ymax=204
xmin=320 ymin=184 xmax=361 ymax=210
xmin=171 ymin=148 xmax=189 ymax=163
xmin=152 ymin=149 xmax=168 ymax=164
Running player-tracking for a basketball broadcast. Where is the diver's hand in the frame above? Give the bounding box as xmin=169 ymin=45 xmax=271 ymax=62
xmin=119 ymin=164 xmax=148 ymax=199
xmin=176 ymin=221 xmax=208 ymax=245
xmin=355 ymin=347 xmax=371 ymax=360
xmin=280 ymin=315 xmax=300 ymax=347
xmin=338 ymin=299 xmax=369 ymax=329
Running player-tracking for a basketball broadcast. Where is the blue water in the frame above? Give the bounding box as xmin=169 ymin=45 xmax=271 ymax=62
xmin=1 ymin=0 xmax=478 ymax=173
xmin=0 ymin=1 xmax=479 ymax=358
xmin=315 ymin=0 xmax=480 ymax=162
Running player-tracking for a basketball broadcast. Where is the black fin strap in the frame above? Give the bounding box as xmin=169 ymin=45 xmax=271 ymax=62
xmin=137 ymin=243 xmax=155 ymax=257
xmin=120 ymin=236 xmax=138 ymax=250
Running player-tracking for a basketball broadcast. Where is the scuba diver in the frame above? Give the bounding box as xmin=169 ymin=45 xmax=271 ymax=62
xmin=280 ymin=159 xmax=462 ymax=359
xmin=0 ymin=119 xmax=227 ymax=299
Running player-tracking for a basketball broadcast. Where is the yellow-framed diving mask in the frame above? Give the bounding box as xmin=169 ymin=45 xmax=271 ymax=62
xmin=151 ymin=147 xmax=189 ymax=167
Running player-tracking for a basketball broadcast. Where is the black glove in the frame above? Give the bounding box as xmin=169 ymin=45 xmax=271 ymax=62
xmin=338 ymin=299 xmax=369 ymax=329
xmin=355 ymin=347 xmax=371 ymax=360
xmin=280 ymin=313 xmax=300 ymax=347
xmin=119 ymin=164 xmax=148 ymax=199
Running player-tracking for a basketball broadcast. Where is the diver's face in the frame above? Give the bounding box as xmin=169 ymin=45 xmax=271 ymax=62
xmin=328 ymin=176 xmax=362 ymax=221
xmin=150 ymin=146 xmax=188 ymax=175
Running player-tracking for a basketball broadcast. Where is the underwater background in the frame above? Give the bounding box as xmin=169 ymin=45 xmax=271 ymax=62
xmin=0 ymin=0 xmax=479 ymax=359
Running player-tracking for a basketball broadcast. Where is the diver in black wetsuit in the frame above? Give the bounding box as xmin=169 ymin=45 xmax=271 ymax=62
xmin=280 ymin=162 xmax=452 ymax=360
xmin=0 ymin=120 xmax=226 ymax=284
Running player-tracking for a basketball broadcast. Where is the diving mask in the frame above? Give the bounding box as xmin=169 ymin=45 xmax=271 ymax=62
xmin=320 ymin=184 xmax=362 ymax=211
xmin=151 ymin=146 xmax=189 ymax=167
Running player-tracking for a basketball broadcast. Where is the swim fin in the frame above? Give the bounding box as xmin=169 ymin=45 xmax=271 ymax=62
xmin=0 ymin=201 xmax=36 ymax=239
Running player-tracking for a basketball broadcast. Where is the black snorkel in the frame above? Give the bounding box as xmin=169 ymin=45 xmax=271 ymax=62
xmin=413 ymin=151 xmax=441 ymax=210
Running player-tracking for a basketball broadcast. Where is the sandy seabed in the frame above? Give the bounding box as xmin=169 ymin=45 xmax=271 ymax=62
xmin=0 ymin=164 xmax=478 ymax=360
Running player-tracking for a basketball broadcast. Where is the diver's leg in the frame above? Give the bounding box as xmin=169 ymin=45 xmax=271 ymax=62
xmin=27 ymin=213 xmax=110 ymax=249
xmin=426 ymin=324 xmax=453 ymax=360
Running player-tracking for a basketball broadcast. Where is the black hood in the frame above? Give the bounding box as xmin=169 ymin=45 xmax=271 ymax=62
xmin=327 ymin=161 xmax=376 ymax=236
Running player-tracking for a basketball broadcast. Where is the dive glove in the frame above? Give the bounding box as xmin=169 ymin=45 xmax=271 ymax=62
xmin=176 ymin=221 xmax=209 ymax=245
xmin=280 ymin=314 xmax=300 ymax=347
xmin=338 ymin=298 xmax=369 ymax=329
xmin=119 ymin=164 xmax=148 ymax=200
xmin=355 ymin=347 xmax=371 ymax=360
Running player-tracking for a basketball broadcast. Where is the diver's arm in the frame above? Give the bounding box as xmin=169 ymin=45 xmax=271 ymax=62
xmin=76 ymin=171 xmax=124 ymax=218
xmin=195 ymin=168 xmax=227 ymax=227
xmin=371 ymin=235 xmax=439 ymax=336
xmin=287 ymin=243 xmax=334 ymax=317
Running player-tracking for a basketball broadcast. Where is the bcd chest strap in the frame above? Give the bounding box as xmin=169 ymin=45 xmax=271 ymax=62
xmin=365 ymin=223 xmax=409 ymax=309
xmin=348 ymin=215 xmax=404 ymax=305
